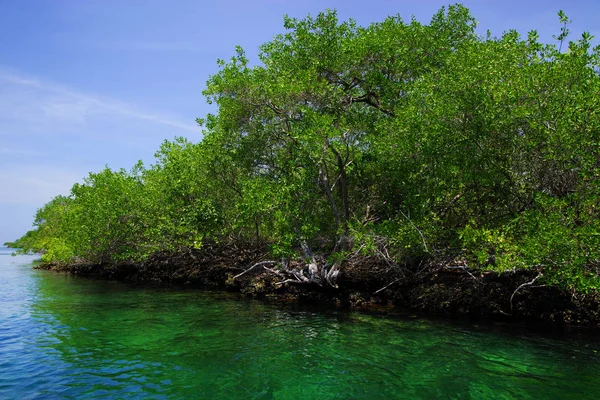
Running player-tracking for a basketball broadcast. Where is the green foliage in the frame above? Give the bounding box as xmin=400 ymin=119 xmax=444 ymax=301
xmin=12 ymin=6 xmax=600 ymax=292
xmin=143 ymin=138 xmax=223 ymax=250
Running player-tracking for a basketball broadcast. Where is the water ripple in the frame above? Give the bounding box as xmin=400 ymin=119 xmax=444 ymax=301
xmin=2 ymin=251 xmax=600 ymax=399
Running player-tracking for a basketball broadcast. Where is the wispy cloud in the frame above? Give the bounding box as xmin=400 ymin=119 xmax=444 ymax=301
xmin=0 ymin=66 xmax=202 ymax=236
xmin=0 ymin=68 xmax=199 ymax=137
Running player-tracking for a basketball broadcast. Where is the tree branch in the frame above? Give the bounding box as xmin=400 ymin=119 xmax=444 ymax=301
xmin=232 ymin=260 xmax=278 ymax=279
xmin=399 ymin=209 xmax=429 ymax=254
xmin=373 ymin=278 xmax=403 ymax=294
xmin=501 ymin=272 xmax=545 ymax=316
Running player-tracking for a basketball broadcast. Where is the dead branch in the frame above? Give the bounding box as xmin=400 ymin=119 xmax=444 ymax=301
xmin=501 ymin=272 xmax=545 ymax=316
xmin=444 ymin=265 xmax=479 ymax=281
xmin=263 ymin=266 xmax=286 ymax=278
xmin=325 ymin=262 xmax=341 ymax=287
xmin=231 ymin=241 xmax=341 ymax=288
xmin=275 ymin=278 xmax=304 ymax=286
xmin=399 ymin=209 xmax=429 ymax=254
xmin=293 ymin=271 xmax=311 ymax=283
xmin=300 ymin=240 xmax=320 ymax=282
xmin=373 ymin=278 xmax=403 ymax=294
xmin=232 ymin=260 xmax=278 ymax=279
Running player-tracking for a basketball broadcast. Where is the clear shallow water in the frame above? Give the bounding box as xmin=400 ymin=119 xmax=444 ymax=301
xmin=1 ymin=247 xmax=600 ymax=399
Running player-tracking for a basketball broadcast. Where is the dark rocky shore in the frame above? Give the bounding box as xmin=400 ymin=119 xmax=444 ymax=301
xmin=36 ymin=243 xmax=600 ymax=328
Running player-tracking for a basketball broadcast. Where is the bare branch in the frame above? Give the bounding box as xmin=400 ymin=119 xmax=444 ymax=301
xmin=399 ymin=209 xmax=429 ymax=254
xmin=325 ymin=262 xmax=341 ymax=288
xmin=444 ymin=265 xmax=479 ymax=281
xmin=500 ymin=272 xmax=545 ymax=316
xmin=374 ymin=278 xmax=403 ymax=294
xmin=263 ymin=266 xmax=286 ymax=277
xmin=232 ymin=260 xmax=278 ymax=279
xmin=275 ymin=278 xmax=304 ymax=286
xmin=293 ymin=271 xmax=311 ymax=283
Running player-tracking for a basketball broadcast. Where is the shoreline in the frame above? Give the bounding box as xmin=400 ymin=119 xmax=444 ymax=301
xmin=34 ymin=244 xmax=600 ymax=329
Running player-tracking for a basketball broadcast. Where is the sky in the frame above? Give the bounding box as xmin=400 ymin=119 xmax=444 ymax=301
xmin=1 ymin=0 xmax=599 ymax=243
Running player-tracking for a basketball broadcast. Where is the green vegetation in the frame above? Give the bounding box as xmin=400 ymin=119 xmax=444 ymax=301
xmin=12 ymin=5 xmax=600 ymax=292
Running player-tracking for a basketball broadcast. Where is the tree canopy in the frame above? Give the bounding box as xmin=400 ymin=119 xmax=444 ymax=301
xmin=10 ymin=5 xmax=600 ymax=292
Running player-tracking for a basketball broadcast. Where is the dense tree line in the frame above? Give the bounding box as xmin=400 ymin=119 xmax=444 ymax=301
xmin=8 ymin=5 xmax=600 ymax=292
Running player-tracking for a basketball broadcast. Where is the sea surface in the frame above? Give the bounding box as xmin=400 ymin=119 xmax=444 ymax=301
xmin=1 ymin=246 xmax=600 ymax=399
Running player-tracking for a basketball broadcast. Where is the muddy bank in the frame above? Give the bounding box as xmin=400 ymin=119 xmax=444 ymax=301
xmin=36 ymin=243 xmax=600 ymax=328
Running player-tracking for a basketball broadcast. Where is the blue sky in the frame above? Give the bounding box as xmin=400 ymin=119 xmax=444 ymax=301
xmin=1 ymin=0 xmax=599 ymax=243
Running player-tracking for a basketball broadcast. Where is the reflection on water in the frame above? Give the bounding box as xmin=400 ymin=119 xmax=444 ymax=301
xmin=1 ymin=248 xmax=600 ymax=399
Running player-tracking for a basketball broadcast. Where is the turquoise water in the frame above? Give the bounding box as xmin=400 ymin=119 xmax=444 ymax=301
xmin=1 ymin=247 xmax=600 ymax=399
